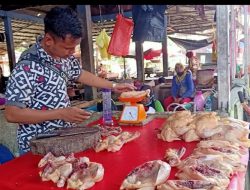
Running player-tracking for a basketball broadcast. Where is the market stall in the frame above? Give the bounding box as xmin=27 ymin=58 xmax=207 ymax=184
xmin=0 ymin=4 xmax=249 ymax=190
xmin=0 ymin=111 xmax=248 ymax=190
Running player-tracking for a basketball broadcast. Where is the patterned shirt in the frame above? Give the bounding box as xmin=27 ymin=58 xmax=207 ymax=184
xmin=5 ymin=35 xmax=82 ymax=153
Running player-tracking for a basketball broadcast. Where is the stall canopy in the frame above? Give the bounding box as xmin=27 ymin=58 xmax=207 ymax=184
xmin=144 ymin=48 xmax=162 ymax=60
xmin=168 ymin=36 xmax=213 ymax=50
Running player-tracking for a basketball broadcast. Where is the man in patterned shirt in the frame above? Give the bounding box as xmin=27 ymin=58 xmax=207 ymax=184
xmin=4 ymin=7 xmax=135 ymax=155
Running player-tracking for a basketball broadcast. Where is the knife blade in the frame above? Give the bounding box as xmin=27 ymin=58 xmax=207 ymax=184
xmin=35 ymin=127 xmax=100 ymax=139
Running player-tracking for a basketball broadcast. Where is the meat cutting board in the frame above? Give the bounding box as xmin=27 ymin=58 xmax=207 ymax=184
xmin=30 ymin=126 xmax=101 ymax=156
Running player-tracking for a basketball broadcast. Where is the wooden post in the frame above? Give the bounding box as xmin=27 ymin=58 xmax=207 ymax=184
xmin=76 ymin=5 xmax=97 ymax=100
xmin=162 ymin=13 xmax=168 ymax=77
xmin=135 ymin=41 xmax=144 ymax=81
xmin=217 ymin=5 xmax=230 ymax=112
xmin=3 ymin=16 xmax=16 ymax=72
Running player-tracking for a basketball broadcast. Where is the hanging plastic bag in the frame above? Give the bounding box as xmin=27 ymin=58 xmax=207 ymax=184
xmin=96 ymin=29 xmax=111 ymax=60
xmin=107 ymin=14 xmax=134 ymax=56
xmin=211 ymin=39 xmax=217 ymax=63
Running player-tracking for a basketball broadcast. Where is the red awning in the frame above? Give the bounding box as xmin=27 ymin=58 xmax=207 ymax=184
xmin=143 ymin=48 xmax=162 ymax=60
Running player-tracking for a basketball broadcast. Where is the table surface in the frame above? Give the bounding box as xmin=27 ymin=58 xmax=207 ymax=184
xmin=0 ymin=117 xmax=247 ymax=190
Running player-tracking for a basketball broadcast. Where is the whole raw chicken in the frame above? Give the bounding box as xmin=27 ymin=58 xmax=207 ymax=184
xmin=120 ymin=160 xmax=171 ymax=189
xmin=38 ymin=153 xmax=104 ymax=189
xmin=157 ymin=180 xmax=222 ymax=190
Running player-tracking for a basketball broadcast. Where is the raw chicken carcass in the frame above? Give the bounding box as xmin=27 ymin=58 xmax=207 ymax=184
xmin=100 ymin=126 xmax=122 ymax=137
xmin=197 ymin=140 xmax=240 ymax=150
xmin=95 ymin=131 xmax=140 ymax=152
xmin=56 ymin=163 xmax=73 ymax=187
xmin=120 ymin=160 xmax=171 ymax=189
xmin=95 ymin=135 xmax=118 ymax=152
xmin=169 ymin=118 xmax=194 ymax=136
xmin=193 ymin=148 xmax=246 ymax=173
xmin=157 ymin=180 xmax=221 ymax=190
xmin=182 ymin=129 xmax=200 ymax=142
xmin=167 ymin=110 xmax=192 ymax=121
xmin=166 ymin=111 xmax=194 ymax=136
xmin=175 ymin=164 xmax=230 ymax=188
xmin=39 ymin=153 xmax=78 ymax=187
xmin=164 ymin=147 xmax=186 ymax=167
xmin=193 ymin=147 xmax=240 ymax=161
xmin=38 ymin=152 xmax=56 ymax=168
xmin=120 ymin=90 xmax=148 ymax=98
xmin=196 ymin=139 xmax=248 ymax=158
xmin=195 ymin=140 xmax=242 ymax=157
xmin=157 ymin=127 xmax=181 ymax=142
xmin=38 ymin=153 xmax=104 ymax=189
xmin=120 ymin=131 xmax=141 ymax=142
xmin=177 ymin=154 xmax=234 ymax=177
xmin=209 ymin=122 xmax=250 ymax=147
xmin=67 ymin=158 xmax=104 ymax=190
xmin=220 ymin=117 xmax=249 ymax=128
xmin=39 ymin=153 xmax=69 ymax=183
xmin=194 ymin=113 xmax=220 ymax=138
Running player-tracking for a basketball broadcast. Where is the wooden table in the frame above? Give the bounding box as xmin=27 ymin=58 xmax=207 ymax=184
xmin=0 ymin=117 xmax=248 ymax=190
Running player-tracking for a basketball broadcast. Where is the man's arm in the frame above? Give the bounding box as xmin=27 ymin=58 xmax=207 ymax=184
xmin=5 ymin=105 xmax=91 ymax=124
xmin=242 ymin=103 xmax=250 ymax=115
xmin=77 ymin=70 xmax=113 ymax=89
xmin=77 ymin=70 xmax=135 ymax=92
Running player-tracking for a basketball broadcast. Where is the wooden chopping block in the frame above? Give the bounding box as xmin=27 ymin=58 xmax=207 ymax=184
xmin=30 ymin=126 xmax=101 ymax=156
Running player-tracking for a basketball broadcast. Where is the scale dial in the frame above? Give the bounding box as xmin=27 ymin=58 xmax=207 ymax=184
xmin=120 ymin=106 xmax=139 ymax=121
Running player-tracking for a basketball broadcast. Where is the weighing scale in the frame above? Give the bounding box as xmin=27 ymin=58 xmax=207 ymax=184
xmin=119 ymin=94 xmax=147 ymax=124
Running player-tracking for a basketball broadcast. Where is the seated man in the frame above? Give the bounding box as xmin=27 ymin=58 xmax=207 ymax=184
xmin=164 ymin=63 xmax=195 ymax=111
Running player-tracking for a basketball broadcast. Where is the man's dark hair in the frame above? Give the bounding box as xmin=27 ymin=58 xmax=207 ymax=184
xmin=44 ymin=6 xmax=82 ymax=39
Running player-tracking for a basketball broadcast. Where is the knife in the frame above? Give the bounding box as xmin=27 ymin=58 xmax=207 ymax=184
xmin=35 ymin=127 xmax=100 ymax=139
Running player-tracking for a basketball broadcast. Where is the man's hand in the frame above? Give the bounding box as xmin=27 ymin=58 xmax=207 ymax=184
xmin=59 ymin=107 xmax=92 ymax=123
xmin=241 ymin=102 xmax=250 ymax=115
xmin=112 ymin=83 xmax=136 ymax=93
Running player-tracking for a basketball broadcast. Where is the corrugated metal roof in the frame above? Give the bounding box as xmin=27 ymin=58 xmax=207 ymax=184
xmin=0 ymin=5 xmax=216 ymax=55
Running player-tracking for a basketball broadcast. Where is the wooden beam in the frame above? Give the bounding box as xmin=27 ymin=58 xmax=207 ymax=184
xmin=217 ymin=5 xmax=230 ymax=112
xmin=3 ymin=16 xmax=16 ymax=72
xmin=0 ymin=10 xmax=43 ymax=24
xmin=77 ymin=5 xmax=97 ymax=100
xmin=168 ymin=32 xmax=212 ymax=36
xmin=176 ymin=5 xmax=179 ymax=13
xmin=173 ymin=24 xmax=215 ymax=32
xmin=91 ymin=11 xmax=132 ymax=22
xmin=168 ymin=5 xmax=215 ymax=11
xmin=26 ymin=7 xmax=48 ymax=14
xmin=167 ymin=9 xmax=215 ymax=16
xmin=135 ymin=41 xmax=144 ymax=81
xmin=169 ymin=20 xmax=215 ymax=27
xmin=13 ymin=30 xmax=41 ymax=34
xmin=162 ymin=14 xmax=168 ymax=77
